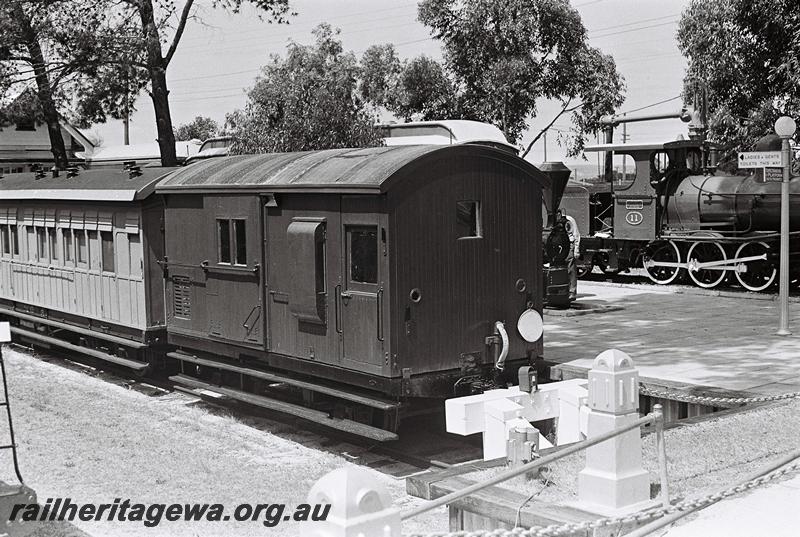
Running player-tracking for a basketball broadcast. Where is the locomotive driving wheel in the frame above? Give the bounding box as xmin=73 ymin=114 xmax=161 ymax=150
xmin=734 ymin=241 xmax=776 ymax=292
xmin=643 ymin=240 xmax=683 ymax=284
xmin=687 ymin=241 xmax=728 ymax=289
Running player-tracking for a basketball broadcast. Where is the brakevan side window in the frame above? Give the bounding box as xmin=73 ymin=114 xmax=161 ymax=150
xmin=217 ymin=218 xmax=247 ymax=266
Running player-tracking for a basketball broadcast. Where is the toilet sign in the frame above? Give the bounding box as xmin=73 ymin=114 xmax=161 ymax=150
xmin=738 ymin=151 xmax=783 ymax=168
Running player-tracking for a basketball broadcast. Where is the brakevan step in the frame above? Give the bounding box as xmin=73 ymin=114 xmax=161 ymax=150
xmin=167 ymin=351 xmax=400 ymax=411
xmin=0 ymin=307 xmax=146 ymax=349
xmin=10 ymin=327 xmax=149 ymax=372
xmin=169 ymin=374 xmax=399 ymax=442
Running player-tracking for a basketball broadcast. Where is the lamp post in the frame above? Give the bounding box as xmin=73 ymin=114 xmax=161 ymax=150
xmin=774 ymin=116 xmax=795 ymax=336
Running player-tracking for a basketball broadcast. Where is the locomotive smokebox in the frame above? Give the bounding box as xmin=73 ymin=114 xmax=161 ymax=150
xmin=539 ymin=161 xmax=572 ymax=227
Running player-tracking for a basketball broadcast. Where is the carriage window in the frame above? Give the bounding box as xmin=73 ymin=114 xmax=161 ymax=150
xmin=26 ymin=227 xmax=35 ymax=261
xmin=456 ymin=201 xmax=481 ymax=238
xmin=1 ymin=225 xmax=8 ymax=255
xmin=234 ymin=219 xmax=246 ymax=265
xmin=87 ymin=231 xmax=98 ymax=269
xmin=48 ymin=228 xmax=58 ymax=262
xmin=11 ymin=226 xmax=18 ymax=256
xmin=63 ymin=230 xmax=73 ymax=262
xmin=101 ymin=231 xmax=114 ymax=272
xmin=76 ymin=231 xmax=88 ymax=264
xmin=349 ymin=226 xmax=378 ymax=284
xmin=217 ymin=219 xmax=231 ymax=264
xmin=36 ymin=228 xmax=47 ymax=261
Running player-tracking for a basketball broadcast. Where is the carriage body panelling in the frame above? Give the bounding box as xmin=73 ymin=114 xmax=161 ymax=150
xmin=0 ymin=168 xmax=173 ymax=346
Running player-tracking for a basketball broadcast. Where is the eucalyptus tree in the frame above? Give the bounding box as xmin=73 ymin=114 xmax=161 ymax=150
xmin=678 ymin=0 xmax=800 ymax=163
xmin=0 ymin=0 xmax=136 ymax=168
xmin=415 ymin=0 xmax=625 ymax=156
xmin=228 ymin=25 xmax=383 ymax=154
xmin=112 ymin=0 xmax=292 ymax=165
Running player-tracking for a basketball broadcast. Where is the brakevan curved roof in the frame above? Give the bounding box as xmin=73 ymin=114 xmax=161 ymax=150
xmin=156 ymin=144 xmax=548 ymax=194
xmin=0 ymin=166 xmax=177 ymax=201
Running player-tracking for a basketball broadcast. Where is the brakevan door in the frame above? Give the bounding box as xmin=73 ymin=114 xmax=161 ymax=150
xmin=339 ymin=205 xmax=386 ymax=376
xmin=265 ymin=197 xmax=343 ymax=366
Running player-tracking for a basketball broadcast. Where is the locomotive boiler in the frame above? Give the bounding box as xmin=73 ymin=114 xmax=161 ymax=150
xmin=666 ymin=170 xmax=800 ymax=233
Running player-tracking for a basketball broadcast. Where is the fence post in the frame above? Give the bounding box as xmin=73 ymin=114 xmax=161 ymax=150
xmin=577 ymin=349 xmax=651 ymax=513
xmin=307 ymin=467 xmax=401 ymax=537
xmin=653 ymin=403 xmax=670 ymax=508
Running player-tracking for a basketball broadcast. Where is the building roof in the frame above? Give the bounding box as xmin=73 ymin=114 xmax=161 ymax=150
xmin=0 ymin=166 xmax=178 ymax=201
xmin=156 ymin=144 xmax=548 ymax=194
xmin=77 ymin=140 xmax=201 ymax=163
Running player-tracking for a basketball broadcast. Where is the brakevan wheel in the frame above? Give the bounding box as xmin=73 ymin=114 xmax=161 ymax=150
xmin=643 ymin=240 xmax=683 ymax=284
xmin=687 ymin=241 xmax=728 ymax=288
xmin=734 ymin=241 xmax=776 ymax=292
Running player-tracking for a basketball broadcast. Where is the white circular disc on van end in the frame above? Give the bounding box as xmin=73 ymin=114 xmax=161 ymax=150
xmin=517 ymin=309 xmax=543 ymax=342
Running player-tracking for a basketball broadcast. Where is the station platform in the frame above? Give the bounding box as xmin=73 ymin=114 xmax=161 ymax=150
xmin=543 ymin=282 xmax=800 ymax=396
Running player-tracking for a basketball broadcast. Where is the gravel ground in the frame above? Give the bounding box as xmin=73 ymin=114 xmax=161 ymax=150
xmin=0 ymin=346 xmax=448 ymax=537
xmin=467 ymin=399 xmax=800 ymax=504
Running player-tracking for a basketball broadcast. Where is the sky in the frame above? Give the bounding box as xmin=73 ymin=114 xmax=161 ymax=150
xmin=92 ymin=0 xmax=693 ymax=171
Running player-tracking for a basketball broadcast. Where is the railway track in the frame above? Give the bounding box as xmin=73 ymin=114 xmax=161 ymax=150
xmin=580 ymin=267 xmax=800 ymax=299
xmin=10 ymin=343 xmax=484 ymax=479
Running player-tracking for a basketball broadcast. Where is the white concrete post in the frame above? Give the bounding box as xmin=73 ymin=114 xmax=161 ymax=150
xmin=306 ymin=467 xmax=401 ymax=537
xmin=577 ymin=349 xmax=651 ymax=514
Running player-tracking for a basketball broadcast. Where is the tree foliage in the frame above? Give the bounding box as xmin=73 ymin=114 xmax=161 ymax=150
xmin=678 ymin=0 xmax=800 ymax=161
xmin=108 ymin=0 xmax=292 ymax=165
xmin=228 ymin=25 xmax=383 ymax=154
xmin=174 ymin=116 xmax=219 ymax=141
xmin=362 ymin=0 xmax=624 ymax=155
xmin=0 ymin=0 xmax=137 ymax=167
xmin=360 ymin=48 xmax=460 ymax=122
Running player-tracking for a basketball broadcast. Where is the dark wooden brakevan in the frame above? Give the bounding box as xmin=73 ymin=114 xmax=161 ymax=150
xmin=157 ymin=144 xmax=549 ymax=438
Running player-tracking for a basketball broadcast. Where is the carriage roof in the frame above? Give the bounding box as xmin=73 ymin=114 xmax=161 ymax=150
xmin=0 ymin=166 xmax=177 ymax=202
xmin=156 ymin=144 xmax=548 ymax=194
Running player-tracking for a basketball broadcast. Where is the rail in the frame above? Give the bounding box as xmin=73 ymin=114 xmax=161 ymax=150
xmin=305 ymin=350 xmax=800 ymax=537
xmin=402 ymin=410 xmax=662 ymax=521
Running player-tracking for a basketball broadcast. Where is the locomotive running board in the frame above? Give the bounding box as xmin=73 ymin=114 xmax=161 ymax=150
xmin=167 ymin=351 xmax=400 ymax=411
xmin=169 ymin=374 xmax=399 ymax=442
xmin=10 ymin=326 xmax=149 ymax=372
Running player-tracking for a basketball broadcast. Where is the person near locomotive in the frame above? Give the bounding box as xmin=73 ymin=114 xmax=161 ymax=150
xmin=563 ymin=212 xmax=580 ymax=300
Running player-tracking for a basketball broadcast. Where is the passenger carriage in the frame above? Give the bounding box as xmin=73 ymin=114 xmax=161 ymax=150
xmin=0 ymin=166 xmax=175 ymax=370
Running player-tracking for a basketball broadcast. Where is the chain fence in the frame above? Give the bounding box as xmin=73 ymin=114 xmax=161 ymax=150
xmin=638 ymin=385 xmax=800 ymax=406
xmin=406 ymin=459 xmax=800 ymax=537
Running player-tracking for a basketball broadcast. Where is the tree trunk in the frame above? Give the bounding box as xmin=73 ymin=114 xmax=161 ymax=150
xmin=12 ymin=2 xmax=69 ymax=169
xmin=138 ymin=0 xmax=177 ymax=167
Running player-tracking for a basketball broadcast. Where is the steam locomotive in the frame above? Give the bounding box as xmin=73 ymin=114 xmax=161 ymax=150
xmin=568 ymin=128 xmax=800 ymax=291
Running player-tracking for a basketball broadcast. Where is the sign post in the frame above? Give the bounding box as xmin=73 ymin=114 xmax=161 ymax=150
xmin=774 ymin=117 xmax=796 ymax=336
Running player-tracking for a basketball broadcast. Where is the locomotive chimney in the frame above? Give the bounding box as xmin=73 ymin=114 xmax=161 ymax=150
xmin=538 ymin=161 xmax=572 ymax=228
